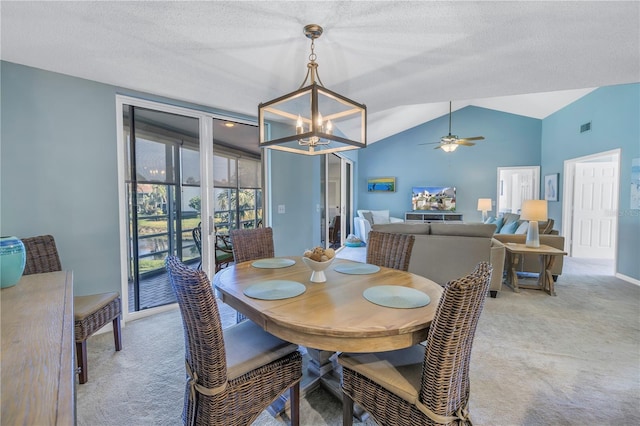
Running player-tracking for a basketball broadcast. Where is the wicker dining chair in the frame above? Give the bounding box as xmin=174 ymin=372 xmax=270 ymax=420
xmin=229 ymin=227 xmax=275 ymax=264
xmin=192 ymin=224 xmax=203 ymax=270
xmin=366 ymin=231 xmax=415 ymax=271
xmin=229 ymin=227 xmax=275 ymax=322
xmin=165 ymin=255 xmax=302 ymax=426
xmin=21 ymin=234 xmax=122 ymax=384
xmin=339 ymin=261 xmax=493 ymax=426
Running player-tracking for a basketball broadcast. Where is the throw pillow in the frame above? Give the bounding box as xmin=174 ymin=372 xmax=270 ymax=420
xmin=362 ymin=211 xmax=375 ymax=225
xmin=502 ymin=213 xmax=520 ymax=226
xmin=515 ymin=221 xmax=529 ymax=235
xmin=499 ymin=220 xmax=520 ymax=234
xmin=493 ymin=217 xmax=504 ymax=233
xmin=484 ymin=216 xmax=496 ymax=224
xmin=370 ymin=210 xmax=391 ymax=224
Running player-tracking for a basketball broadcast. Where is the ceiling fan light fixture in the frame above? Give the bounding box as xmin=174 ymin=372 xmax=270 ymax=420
xmin=440 ymin=143 xmax=459 ymax=152
xmin=258 ymin=24 xmax=367 ymax=156
xmin=423 ymin=101 xmax=485 ymax=152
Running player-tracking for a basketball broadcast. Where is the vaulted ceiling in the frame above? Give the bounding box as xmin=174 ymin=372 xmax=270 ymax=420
xmin=1 ymin=1 xmax=638 ymax=146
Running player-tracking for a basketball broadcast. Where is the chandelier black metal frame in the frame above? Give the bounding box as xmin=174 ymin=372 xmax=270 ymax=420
xmin=258 ymin=24 xmax=367 ymax=155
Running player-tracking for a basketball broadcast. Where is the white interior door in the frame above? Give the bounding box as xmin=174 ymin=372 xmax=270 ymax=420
xmin=571 ymin=162 xmax=618 ymax=258
xmin=497 ymin=166 xmax=540 ymax=215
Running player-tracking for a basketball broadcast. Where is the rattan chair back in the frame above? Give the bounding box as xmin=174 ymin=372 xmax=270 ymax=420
xmin=166 ymin=255 xmax=228 ymax=390
xmin=366 ymin=231 xmax=415 ymax=271
xmin=21 ymin=234 xmax=122 ymax=384
xmin=340 ymin=262 xmax=492 ymax=426
xmin=420 ymin=261 xmax=493 ymax=422
xmin=165 ymin=255 xmax=302 ymax=426
xmin=229 ymin=227 xmax=275 ymax=264
xmin=21 ymin=235 xmax=62 ymax=275
xmin=192 ymin=224 xmax=202 ymax=269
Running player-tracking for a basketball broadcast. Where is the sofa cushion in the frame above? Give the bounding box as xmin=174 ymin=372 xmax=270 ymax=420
xmin=362 ymin=211 xmax=374 ymax=225
xmin=514 ymin=221 xmax=529 ymax=234
xmin=372 ymin=223 xmax=430 ymax=235
xmin=493 ymin=217 xmax=504 ymax=233
xmin=502 ymin=213 xmax=520 ymax=226
xmin=430 ymin=223 xmax=496 ymax=238
xmin=499 ymin=220 xmax=520 ymax=234
xmin=540 ymin=218 xmax=555 ymax=234
xmin=357 ymin=209 xmax=391 ymax=224
xmin=484 ymin=216 xmax=496 ymax=224
xmin=371 ymin=210 xmax=391 ymax=224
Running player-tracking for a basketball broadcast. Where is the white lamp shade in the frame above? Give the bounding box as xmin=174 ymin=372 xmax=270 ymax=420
xmin=520 ymin=200 xmax=548 ymax=222
xmin=477 ymin=198 xmax=492 ymax=212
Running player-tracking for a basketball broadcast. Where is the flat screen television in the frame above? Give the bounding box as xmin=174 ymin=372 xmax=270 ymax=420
xmin=411 ymin=186 xmax=456 ymax=211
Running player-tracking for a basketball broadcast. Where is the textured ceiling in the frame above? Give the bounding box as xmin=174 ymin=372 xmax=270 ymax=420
xmin=1 ymin=1 xmax=638 ymax=145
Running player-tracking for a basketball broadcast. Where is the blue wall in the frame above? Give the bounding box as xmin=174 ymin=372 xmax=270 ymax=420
xmin=1 ymin=62 xmax=121 ymax=296
xmin=2 ymin=61 xmax=638 ymax=287
xmin=360 ymin=84 xmax=640 ymax=281
xmin=358 ymin=106 xmax=542 ymax=221
xmin=0 ymin=61 xmax=254 ymax=296
xmin=541 ymin=83 xmax=640 ymax=279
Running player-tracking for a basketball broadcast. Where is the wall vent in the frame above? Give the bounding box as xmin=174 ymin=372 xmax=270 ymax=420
xmin=580 ymin=121 xmax=592 ymax=133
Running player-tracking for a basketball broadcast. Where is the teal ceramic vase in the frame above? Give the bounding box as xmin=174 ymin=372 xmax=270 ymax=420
xmin=0 ymin=236 xmax=26 ymax=288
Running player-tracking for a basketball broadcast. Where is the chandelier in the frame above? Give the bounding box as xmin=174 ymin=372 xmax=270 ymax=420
xmin=258 ymin=24 xmax=367 ymax=155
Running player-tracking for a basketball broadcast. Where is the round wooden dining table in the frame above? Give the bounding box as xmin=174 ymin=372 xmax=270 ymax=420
xmin=214 ymin=255 xmax=443 ymax=418
xmin=213 ymin=256 xmax=443 ymax=353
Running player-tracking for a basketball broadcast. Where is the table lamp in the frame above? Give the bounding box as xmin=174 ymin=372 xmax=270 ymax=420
xmin=477 ymin=198 xmax=492 ymax=222
xmin=520 ymin=200 xmax=548 ymax=248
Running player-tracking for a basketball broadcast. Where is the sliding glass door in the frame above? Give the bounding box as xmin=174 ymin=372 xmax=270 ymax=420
xmin=118 ymin=98 xmax=263 ymax=318
xmin=122 ymin=105 xmax=201 ymax=312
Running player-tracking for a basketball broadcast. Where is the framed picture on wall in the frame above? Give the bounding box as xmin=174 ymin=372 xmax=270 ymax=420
xmin=367 ymin=177 xmax=396 ymax=192
xmin=544 ymin=173 xmax=559 ymax=201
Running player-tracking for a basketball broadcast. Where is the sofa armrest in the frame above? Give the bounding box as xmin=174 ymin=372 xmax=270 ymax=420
xmin=353 ymin=217 xmax=372 ymax=243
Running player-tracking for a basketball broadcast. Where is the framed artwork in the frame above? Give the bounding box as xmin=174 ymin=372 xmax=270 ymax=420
xmin=544 ymin=173 xmax=559 ymax=202
xmin=367 ymin=177 xmax=396 ymax=192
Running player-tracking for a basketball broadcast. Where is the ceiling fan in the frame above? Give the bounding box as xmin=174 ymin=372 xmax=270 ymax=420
xmin=421 ymin=101 xmax=485 ymax=152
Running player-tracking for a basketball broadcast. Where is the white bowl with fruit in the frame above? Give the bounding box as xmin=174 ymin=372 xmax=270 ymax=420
xmin=301 ymin=246 xmax=336 ymax=283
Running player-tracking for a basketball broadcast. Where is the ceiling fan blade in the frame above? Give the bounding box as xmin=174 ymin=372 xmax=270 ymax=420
xmin=458 ymin=136 xmax=485 ymax=142
xmin=456 ymin=141 xmax=476 ymax=146
xmin=418 ymin=141 xmax=441 ymax=146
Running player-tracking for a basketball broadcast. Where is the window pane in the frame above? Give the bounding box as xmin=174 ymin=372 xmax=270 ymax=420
xmin=136 ymin=138 xmax=173 ymax=182
xmin=239 ymin=158 xmax=261 ymax=188
xmin=214 ymin=154 xmax=237 ymax=187
xmin=182 ymin=186 xmax=201 ymax=219
xmin=182 ymin=147 xmax=200 ymax=185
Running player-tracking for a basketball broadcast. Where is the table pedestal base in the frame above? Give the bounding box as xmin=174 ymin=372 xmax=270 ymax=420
xmin=267 ymin=347 xmax=369 ymax=422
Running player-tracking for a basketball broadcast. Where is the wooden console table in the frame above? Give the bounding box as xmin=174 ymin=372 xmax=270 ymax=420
xmin=504 ymin=243 xmax=567 ymax=296
xmin=1 ymin=271 xmax=75 ymax=425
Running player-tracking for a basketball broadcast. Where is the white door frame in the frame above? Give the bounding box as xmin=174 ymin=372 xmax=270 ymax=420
xmin=340 ymin=157 xmax=354 ymax=247
xmin=562 ymin=148 xmax=621 ymax=258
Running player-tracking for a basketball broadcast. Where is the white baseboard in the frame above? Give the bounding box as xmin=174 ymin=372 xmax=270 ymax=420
xmin=615 ymin=272 xmax=640 ymax=287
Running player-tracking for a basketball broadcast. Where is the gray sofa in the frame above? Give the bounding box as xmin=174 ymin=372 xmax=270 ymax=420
xmin=371 ymin=222 xmax=505 ymax=298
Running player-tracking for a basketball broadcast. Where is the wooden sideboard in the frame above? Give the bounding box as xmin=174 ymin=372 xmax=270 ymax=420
xmin=405 ymin=211 xmax=463 ymax=223
xmin=1 ymin=271 xmax=75 ymax=425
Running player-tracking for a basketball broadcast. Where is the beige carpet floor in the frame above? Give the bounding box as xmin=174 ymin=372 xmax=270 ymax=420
xmin=77 ymin=253 xmax=640 ymax=425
